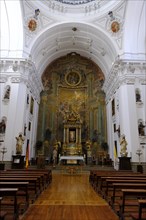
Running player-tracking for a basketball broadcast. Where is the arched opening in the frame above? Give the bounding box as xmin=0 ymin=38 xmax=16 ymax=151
xmin=36 ymin=53 xmax=107 ymax=164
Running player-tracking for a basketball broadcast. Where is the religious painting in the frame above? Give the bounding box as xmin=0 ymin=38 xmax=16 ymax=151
xmin=58 ymin=87 xmax=87 ymax=121
xmin=27 ymin=94 xmax=29 ymax=104
xmin=28 ymin=19 xmax=37 ymax=32
xmin=111 ymin=21 xmax=120 ymax=33
xmin=28 ymin=122 xmax=31 ymax=131
xmin=69 ymin=129 xmax=76 ymax=142
xmin=57 ymin=87 xmax=87 ymax=142
xmin=112 ymin=98 xmax=115 ymax=116
xmin=114 ymin=124 xmax=116 ymax=132
xmin=30 ymin=97 xmax=34 ymax=114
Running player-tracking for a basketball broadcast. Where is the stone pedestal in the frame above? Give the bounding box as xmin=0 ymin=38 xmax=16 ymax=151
xmin=0 ymin=163 xmax=5 ymax=170
xmin=36 ymin=156 xmax=45 ymax=169
xmin=119 ymin=157 xmax=132 ymax=170
xmin=12 ymin=155 xmax=25 ymax=169
xmin=137 ymin=164 xmax=143 ymax=173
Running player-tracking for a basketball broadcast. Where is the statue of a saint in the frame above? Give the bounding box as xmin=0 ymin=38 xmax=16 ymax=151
xmin=0 ymin=119 xmax=6 ymax=134
xmin=120 ymin=135 xmax=128 ymax=157
xmin=138 ymin=122 xmax=145 ymax=136
xmin=4 ymin=86 xmax=10 ymax=99
xmin=53 ymin=147 xmax=58 ymax=167
xmin=16 ymin=133 xmax=25 ymax=155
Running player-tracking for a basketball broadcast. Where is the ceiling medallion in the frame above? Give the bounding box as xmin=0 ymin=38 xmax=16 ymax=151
xmin=55 ymin=0 xmax=94 ymax=5
xmin=28 ymin=19 xmax=37 ymax=32
xmin=111 ymin=21 xmax=120 ymax=33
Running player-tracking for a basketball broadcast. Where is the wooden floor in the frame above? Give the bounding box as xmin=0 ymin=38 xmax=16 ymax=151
xmin=20 ymin=171 xmax=119 ymax=220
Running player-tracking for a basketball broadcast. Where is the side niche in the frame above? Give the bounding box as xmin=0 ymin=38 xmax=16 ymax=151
xmin=135 ymin=88 xmax=142 ymax=103
xmin=135 ymin=88 xmax=143 ymax=109
xmin=138 ymin=119 xmax=146 ymax=137
xmin=3 ymin=85 xmax=11 ymax=102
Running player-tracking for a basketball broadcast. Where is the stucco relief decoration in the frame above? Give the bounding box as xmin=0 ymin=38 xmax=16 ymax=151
xmin=106 ymin=10 xmax=124 ymax=42
xmin=28 ymin=19 xmax=37 ymax=32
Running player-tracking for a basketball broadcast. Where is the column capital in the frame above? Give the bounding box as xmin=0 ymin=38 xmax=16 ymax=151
xmin=103 ymin=60 xmax=146 ymax=102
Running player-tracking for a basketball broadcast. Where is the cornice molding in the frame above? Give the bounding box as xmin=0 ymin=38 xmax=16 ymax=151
xmin=103 ymin=59 xmax=146 ymax=102
xmin=0 ymin=58 xmax=44 ymax=103
xmin=0 ymin=74 xmax=8 ymax=83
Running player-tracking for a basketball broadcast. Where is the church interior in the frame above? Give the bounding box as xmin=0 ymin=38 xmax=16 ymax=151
xmin=0 ymin=0 xmax=146 ymax=220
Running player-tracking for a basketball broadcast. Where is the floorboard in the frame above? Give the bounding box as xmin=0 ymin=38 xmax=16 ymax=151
xmin=19 ymin=172 xmax=118 ymax=220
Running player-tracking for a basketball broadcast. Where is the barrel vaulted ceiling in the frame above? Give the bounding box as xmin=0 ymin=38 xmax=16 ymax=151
xmin=21 ymin=0 xmax=127 ymax=78
xmin=1 ymin=1 xmax=145 ymax=79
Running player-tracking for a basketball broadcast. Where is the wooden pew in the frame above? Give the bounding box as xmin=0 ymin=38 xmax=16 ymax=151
xmin=25 ymin=169 xmax=52 ymax=185
xmin=5 ymin=168 xmax=52 ymax=187
xmin=90 ymin=171 xmax=144 ymax=193
xmin=89 ymin=170 xmax=146 ymax=219
xmin=0 ymin=211 xmax=7 ymax=220
xmin=104 ymin=178 xmax=146 ymax=200
xmin=119 ymin=189 xmax=146 ymax=220
xmin=0 ymin=188 xmax=19 ymax=220
xmin=0 ymin=182 xmax=29 ymax=212
xmin=130 ymin=199 xmax=146 ymax=220
xmin=99 ymin=176 xmax=146 ymax=194
xmin=0 ymin=177 xmax=39 ymax=203
xmin=110 ymin=183 xmax=146 ymax=208
xmin=0 ymin=197 xmax=7 ymax=220
xmin=0 ymin=173 xmax=43 ymax=193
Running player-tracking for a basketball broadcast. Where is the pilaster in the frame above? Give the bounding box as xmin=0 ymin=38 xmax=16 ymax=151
xmin=103 ymin=58 xmax=146 ymax=164
xmin=0 ymin=58 xmax=43 ymax=161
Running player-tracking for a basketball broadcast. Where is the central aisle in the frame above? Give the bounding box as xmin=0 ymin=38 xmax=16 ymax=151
xmin=21 ymin=172 xmax=119 ymax=220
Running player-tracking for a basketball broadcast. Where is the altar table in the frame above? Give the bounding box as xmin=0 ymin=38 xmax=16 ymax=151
xmin=59 ymin=155 xmax=84 ymax=165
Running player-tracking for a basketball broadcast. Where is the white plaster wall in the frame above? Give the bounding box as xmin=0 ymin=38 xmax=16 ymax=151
xmin=123 ymin=1 xmax=146 ymax=57
xmin=0 ymin=70 xmax=41 ymax=162
xmin=3 ymin=82 xmax=19 ymax=161
xmin=30 ymin=102 xmax=39 ymax=159
xmin=25 ymin=99 xmax=39 ymax=160
xmin=106 ymin=102 xmax=114 ymax=157
xmin=119 ymin=84 xmax=140 ymax=161
xmin=0 ymin=0 xmax=23 ymax=58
